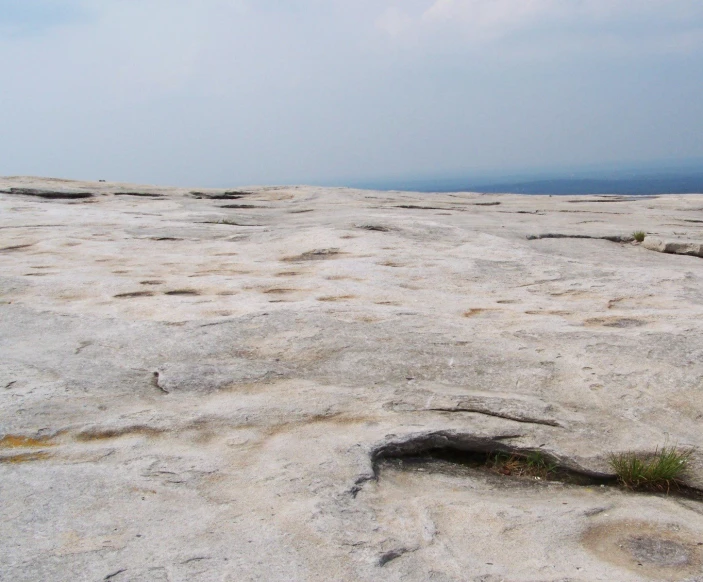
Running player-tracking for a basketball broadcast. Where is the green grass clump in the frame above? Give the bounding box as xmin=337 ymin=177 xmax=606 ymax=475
xmin=632 ymin=230 xmax=646 ymax=242
xmin=609 ymin=447 xmax=692 ymax=491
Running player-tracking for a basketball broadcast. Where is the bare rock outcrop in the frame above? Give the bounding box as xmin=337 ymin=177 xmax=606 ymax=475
xmin=2 ymin=177 xmax=703 ymax=581
xmin=643 ymin=235 xmax=703 ymax=258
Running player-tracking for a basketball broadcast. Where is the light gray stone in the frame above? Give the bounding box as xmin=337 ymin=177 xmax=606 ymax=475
xmin=1 ymin=176 xmax=703 ymax=581
xmin=643 ymin=236 xmax=703 ymax=258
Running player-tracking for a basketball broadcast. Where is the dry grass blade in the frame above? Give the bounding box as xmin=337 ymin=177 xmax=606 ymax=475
xmin=487 ymin=451 xmax=557 ymax=480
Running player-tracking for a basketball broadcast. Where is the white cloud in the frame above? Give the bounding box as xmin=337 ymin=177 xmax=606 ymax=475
xmin=376 ymin=0 xmax=703 ymax=54
xmin=422 ymin=0 xmax=559 ymax=39
xmin=376 ymin=7 xmax=414 ymax=37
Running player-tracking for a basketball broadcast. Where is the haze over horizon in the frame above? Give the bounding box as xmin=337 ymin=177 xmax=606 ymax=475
xmin=2 ymin=0 xmax=703 ymax=188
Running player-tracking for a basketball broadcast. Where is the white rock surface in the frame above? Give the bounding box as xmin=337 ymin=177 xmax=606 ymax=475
xmin=2 ymin=178 xmax=703 ymax=581
xmin=644 ymin=236 xmax=703 ymax=258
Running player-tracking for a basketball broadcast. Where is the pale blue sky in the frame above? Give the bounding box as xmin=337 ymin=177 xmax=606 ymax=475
xmin=1 ymin=0 xmax=703 ymax=186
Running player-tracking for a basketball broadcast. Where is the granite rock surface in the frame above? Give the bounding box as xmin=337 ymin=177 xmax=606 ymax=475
xmin=2 ymin=177 xmax=703 ymax=581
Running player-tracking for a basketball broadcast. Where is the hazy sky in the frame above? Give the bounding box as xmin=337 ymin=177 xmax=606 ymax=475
xmin=2 ymin=0 xmax=703 ymax=186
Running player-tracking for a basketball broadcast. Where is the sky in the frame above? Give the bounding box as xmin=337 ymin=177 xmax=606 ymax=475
xmin=1 ymin=0 xmax=703 ymax=187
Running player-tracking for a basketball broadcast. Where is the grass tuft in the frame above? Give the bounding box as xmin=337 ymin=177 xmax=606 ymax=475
xmin=632 ymin=230 xmax=646 ymax=242
xmin=609 ymin=447 xmax=692 ymax=492
xmin=487 ymin=450 xmax=557 ymax=480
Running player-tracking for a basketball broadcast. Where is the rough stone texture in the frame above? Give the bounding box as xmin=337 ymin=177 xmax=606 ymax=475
xmin=644 ymin=236 xmax=703 ymax=258
xmin=1 ymin=177 xmax=703 ymax=581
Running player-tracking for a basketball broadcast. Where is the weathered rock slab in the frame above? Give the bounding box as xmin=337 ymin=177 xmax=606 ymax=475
xmin=644 ymin=235 xmax=703 ymax=258
xmin=1 ymin=176 xmax=703 ymax=581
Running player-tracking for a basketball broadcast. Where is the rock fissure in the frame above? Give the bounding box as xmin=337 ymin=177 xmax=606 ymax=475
xmin=191 ymin=191 xmax=253 ymax=199
xmin=395 ymin=205 xmax=448 ymax=210
xmin=368 ymin=431 xmax=602 ymax=479
xmin=367 ymin=431 xmax=703 ymax=502
xmin=526 ymin=233 xmax=634 ymax=242
xmin=424 ymin=407 xmax=563 ymax=427
xmin=0 ymin=243 xmax=35 ymax=252
xmin=378 ymin=546 xmax=417 ymax=567
xmin=114 ymin=192 xmax=164 ymax=198
xmin=0 ymin=188 xmax=94 ymax=199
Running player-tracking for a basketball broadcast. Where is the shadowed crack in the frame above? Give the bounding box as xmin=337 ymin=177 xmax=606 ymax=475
xmin=0 ymin=224 xmax=66 ymax=230
xmin=379 ymin=547 xmax=417 ymax=567
xmin=201 ymin=220 xmax=265 ymax=227
xmin=181 ymin=556 xmax=212 ymax=564
xmin=219 ymin=204 xmax=262 ymax=209
xmin=386 ymin=395 xmax=564 ymax=428
xmin=164 ymin=289 xmax=200 ymax=296
xmin=425 ymin=407 xmax=562 ymax=427
xmin=114 ymin=192 xmax=164 ymax=198
xmin=527 ymin=233 xmax=633 ymax=242
xmin=114 ymin=291 xmax=154 ymax=298
xmin=567 ymin=197 xmax=648 ymax=203
xmin=191 ymin=191 xmax=253 ymax=199
xmin=363 ymin=431 xmax=703 ymax=503
xmin=367 ymin=430 xmax=614 ymax=485
xmin=358 ymin=431 xmax=619 ymax=505
xmin=0 ymin=243 xmax=35 ymax=252
xmin=395 ymin=205 xmax=445 ymax=210
xmin=0 ymin=188 xmax=93 ymax=199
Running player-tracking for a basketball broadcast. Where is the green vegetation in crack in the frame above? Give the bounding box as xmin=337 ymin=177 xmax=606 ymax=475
xmin=609 ymin=446 xmax=692 ymax=492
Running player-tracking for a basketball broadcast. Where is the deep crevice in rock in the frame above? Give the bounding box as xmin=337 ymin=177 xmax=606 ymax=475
xmin=114 ymin=192 xmax=164 ymax=198
xmin=0 ymin=188 xmax=93 ymax=199
xmin=191 ymin=191 xmax=253 ymax=199
xmin=526 ymin=233 xmax=633 ymax=242
xmin=370 ymin=431 xmax=608 ymax=484
xmin=365 ymin=431 xmax=703 ymax=502
xmin=218 ymin=204 xmax=262 ymax=209
xmin=567 ymin=197 xmax=646 ymax=203
xmin=164 ymin=289 xmax=200 ymax=296
xmin=377 ymin=447 xmax=610 ymax=487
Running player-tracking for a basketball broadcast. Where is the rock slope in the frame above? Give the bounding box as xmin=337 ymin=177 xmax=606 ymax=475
xmin=2 ymin=177 xmax=703 ymax=581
